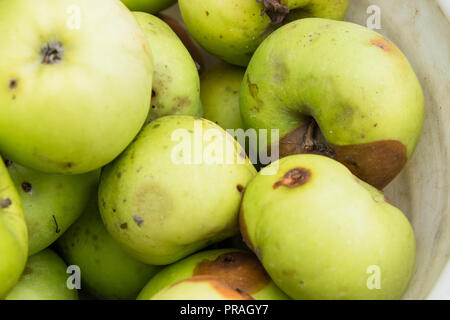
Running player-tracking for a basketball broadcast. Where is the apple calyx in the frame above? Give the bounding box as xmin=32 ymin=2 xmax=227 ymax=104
xmin=257 ymin=0 xmax=290 ymax=24
xmin=41 ymin=41 xmax=64 ymax=65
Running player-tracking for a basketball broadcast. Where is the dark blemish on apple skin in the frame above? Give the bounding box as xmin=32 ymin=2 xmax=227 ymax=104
xmin=236 ymin=185 xmax=245 ymax=193
xmin=8 ymin=79 xmax=18 ymax=90
xmin=273 ymin=167 xmax=312 ymax=189
xmin=152 ymin=90 xmax=156 ymax=98
xmin=52 ymin=215 xmax=61 ymax=233
xmin=205 ymin=11 xmax=209 ymax=16
xmin=4 ymin=159 xmax=13 ymax=167
xmin=112 ymin=208 xmax=116 ymax=213
xmin=22 ymin=267 xmax=33 ymax=275
xmin=116 ymin=172 xmax=122 ymax=179
xmin=41 ymin=41 xmax=64 ymax=65
xmin=66 ymin=162 xmax=73 ymax=169
xmin=21 ymin=182 xmax=32 ymax=193
xmin=136 ymin=167 xmax=143 ymax=173
xmin=120 ymin=223 xmax=128 ymax=230
xmin=374 ymin=123 xmax=378 ymax=127
xmin=0 ymin=198 xmax=12 ymax=209
xmin=123 ymin=199 xmax=127 ymax=203
xmin=133 ymin=215 xmax=144 ymax=227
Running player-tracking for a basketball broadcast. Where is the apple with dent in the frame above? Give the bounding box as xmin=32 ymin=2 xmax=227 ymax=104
xmin=98 ymin=116 xmax=257 ymax=265
xmin=240 ymin=18 xmax=425 ymax=189
xmin=240 ymin=154 xmax=416 ymax=299
xmin=0 ymin=0 xmax=153 ymax=174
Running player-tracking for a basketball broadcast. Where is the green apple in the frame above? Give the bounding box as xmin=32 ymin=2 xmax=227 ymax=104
xmin=240 ymin=154 xmax=416 ymax=300
xmin=5 ymin=249 xmax=77 ymax=300
xmin=240 ymin=18 xmax=425 ymax=189
xmin=0 ymin=0 xmax=153 ymax=174
xmin=157 ymin=13 xmax=205 ymax=73
xmin=133 ymin=12 xmax=202 ymax=123
xmin=179 ymin=0 xmax=349 ymax=66
xmin=0 ymin=157 xmax=28 ymax=298
xmin=121 ymin=0 xmax=176 ymax=13
xmin=5 ymin=159 xmax=99 ymax=255
xmin=201 ymin=63 xmax=245 ymax=131
xmin=57 ymin=196 xmax=160 ymax=300
xmin=151 ymin=276 xmax=254 ymax=300
xmin=137 ymin=249 xmax=289 ymax=300
xmin=99 ymin=115 xmax=257 ymax=265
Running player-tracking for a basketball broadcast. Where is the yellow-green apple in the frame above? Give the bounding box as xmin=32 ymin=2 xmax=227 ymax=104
xmin=151 ymin=276 xmax=254 ymax=300
xmin=240 ymin=154 xmax=416 ymax=299
xmin=57 ymin=196 xmax=160 ymax=300
xmin=240 ymin=18 xmax=425 ymax=189
xmin=0 ymin=0 xmax=153 ymax=174
xmin=5 ymin=249 xmax=77 ymax=300
xmin=134 ymin=12 xmax=202 ymax=123
xmin=0 ymin=157 xmax=28 ymax=298
xmin=5 ymin=159 xmax=99 ymax=255
xmin=121 ymin=0 xmax=176 ymax=13
xmin=201 ymin=63 xmax=245 ymax=131
xmin=99 ymin=116 xmax=257 ymax=265
xmin=138 ymin=249 xmax=289 ymax=300
xmin=179 ymin=0 xmax=349 ymax=66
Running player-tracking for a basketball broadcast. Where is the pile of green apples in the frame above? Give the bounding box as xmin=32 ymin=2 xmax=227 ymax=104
xmin=0 ymin=0 xmax=424 ymax=300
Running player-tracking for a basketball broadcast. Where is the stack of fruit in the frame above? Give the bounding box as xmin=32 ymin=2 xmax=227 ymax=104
xmin=0 ymin=0 xmax=425 ymax=300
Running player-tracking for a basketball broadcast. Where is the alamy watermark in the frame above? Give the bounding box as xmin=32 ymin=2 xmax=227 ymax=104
xmin=367 ymin=5 xmax=382 ymax=30
xmin=170 ymin=120 xmax=280 ymax=175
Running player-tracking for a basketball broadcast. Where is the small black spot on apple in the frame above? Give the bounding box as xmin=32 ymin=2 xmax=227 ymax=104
xmin=8 ymin=78 xmax=18 ymax=90
xmin=3 ymin=159 xmax=13 ymax=167
xmin=21 ymin=182 xmax=32 ymax=193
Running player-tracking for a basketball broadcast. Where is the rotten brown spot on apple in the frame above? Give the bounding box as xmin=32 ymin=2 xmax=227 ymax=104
xmin=273 ymin=167 xmax=312 ymax=189
xmin=194 ymin=251 xmax=270 ymax=295
xmin=279 ymin=119 xmax=407 ymax=189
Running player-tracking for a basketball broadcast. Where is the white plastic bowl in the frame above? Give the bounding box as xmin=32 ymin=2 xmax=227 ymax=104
xmin=164 ymin=0 xmax=450 ymax=300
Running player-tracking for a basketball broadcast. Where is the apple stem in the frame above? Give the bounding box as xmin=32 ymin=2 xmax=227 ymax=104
xmin=256 ymin=0 xmax=290 ymax=24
